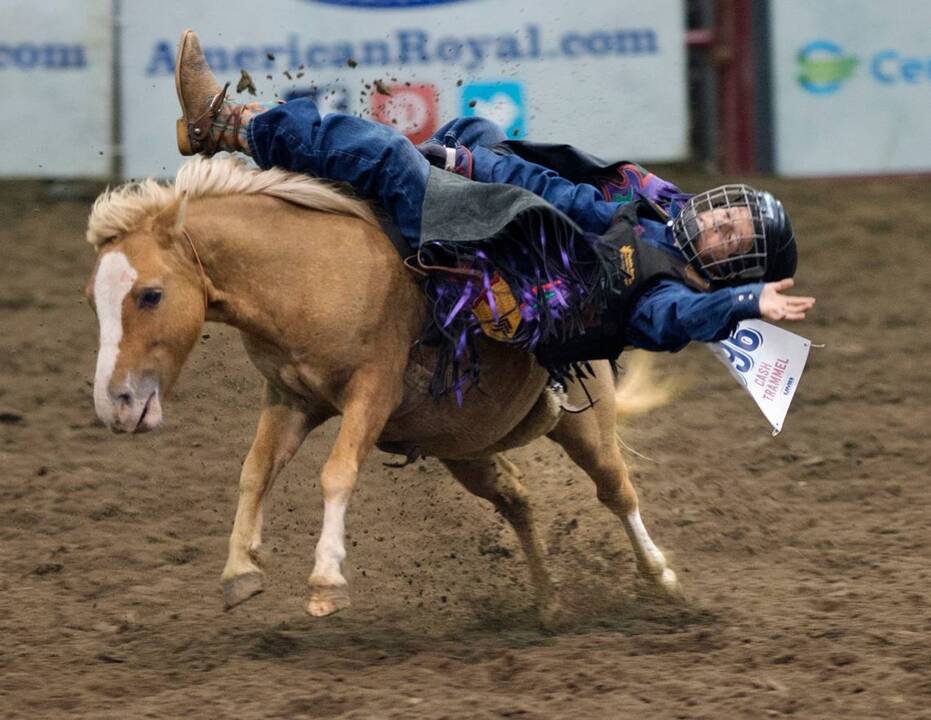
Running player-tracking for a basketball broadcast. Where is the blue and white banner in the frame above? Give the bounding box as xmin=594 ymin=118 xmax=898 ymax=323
xmin=770 ymin=0 xmax=931 ymax=175
xmin=1 ymin=0 xmax=113 ymax=178
xmin=120 ymin=0 xmax=686 ymax=179
xmin=709 ymin=320 xmax=811 ymax=435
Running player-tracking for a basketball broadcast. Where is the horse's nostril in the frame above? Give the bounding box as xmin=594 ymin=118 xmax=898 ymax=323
xmin=116 ymin=392 xmax=132 ymax=407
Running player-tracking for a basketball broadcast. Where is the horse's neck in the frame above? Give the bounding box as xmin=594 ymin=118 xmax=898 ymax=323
xmin=182 ymin=197 xmax=277 ymax=339
xmin=184 ymin=194 xmax=413 ymax=342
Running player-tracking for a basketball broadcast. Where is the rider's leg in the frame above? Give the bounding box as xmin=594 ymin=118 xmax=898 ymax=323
xmin=246 ymin=103 xmax=617 ymax=240
xmin=246 ymin=100 xmax=430 ymax=244
xmin=427 ymin=116 xmax=619 ymax=233
xmin=176 ymin=30 xmax=613 ymax=238
xmin=431 ymin=116 xmax=507 ymax=149
xmin=245 ymin=102 xmax=617 ymax=238
xmin=422 ymin=117 xmax=618 ymax=233
xmin=175 ymin=29 xmax=429 ymax=244
xmin=470 ymin=147 xmax=619 ymax=234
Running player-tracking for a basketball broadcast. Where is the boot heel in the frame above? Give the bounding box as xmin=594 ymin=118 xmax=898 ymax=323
xmin=176 ymin=117 xmax=195 ymax=155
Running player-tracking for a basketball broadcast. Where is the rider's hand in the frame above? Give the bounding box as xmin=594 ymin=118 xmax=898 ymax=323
xmin=759 ymin=278 xmax=815 ymax=322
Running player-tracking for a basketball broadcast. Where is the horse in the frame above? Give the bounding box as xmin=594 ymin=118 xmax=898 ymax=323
xmin=84 ymin=155 xmax=682 ymax=625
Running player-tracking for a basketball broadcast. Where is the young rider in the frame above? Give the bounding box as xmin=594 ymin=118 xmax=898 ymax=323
xmin=173 ymin=30 xmax=814 ymax=386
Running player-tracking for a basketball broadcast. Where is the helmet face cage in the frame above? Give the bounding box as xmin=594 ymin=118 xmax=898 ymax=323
xmin=671 ymin=184 xmax=768 ymax=282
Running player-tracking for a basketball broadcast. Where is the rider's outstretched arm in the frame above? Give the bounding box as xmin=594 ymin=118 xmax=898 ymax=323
xmin=626 ymin=279 xmax=765 ymax=351
xmin=627 ymin=279 xmax=816 ymax=351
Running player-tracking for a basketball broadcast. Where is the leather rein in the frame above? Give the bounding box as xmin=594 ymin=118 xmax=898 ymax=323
xmin=182 ymin=228 xmax=210 ymax=315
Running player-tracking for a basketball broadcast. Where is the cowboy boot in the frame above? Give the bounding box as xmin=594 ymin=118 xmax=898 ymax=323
xmin=175 ymin=29 xmax=244 ymax=156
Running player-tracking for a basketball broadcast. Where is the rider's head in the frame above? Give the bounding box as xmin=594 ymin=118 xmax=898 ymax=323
xmin=671 ymin=184 xmax=797 ymax=284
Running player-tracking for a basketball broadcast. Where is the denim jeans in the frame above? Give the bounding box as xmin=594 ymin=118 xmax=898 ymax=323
xmin=247 ymin=99 xmax=618 ymax=244
xmin=433 ymin=116 xmax=507 ymax=148
xmin=247 ymin=99 xmax=430 ymax=243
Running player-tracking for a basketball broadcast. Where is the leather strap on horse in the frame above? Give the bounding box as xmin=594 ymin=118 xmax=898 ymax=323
xmin=412 ymin=246 xmax=484 ymax=280
xmin=182 ymin=228 xmax=210 ymax=315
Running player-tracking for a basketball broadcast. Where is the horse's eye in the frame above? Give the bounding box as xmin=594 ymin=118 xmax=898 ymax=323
xmin=138 ymin=289 xmax=163 ymax=309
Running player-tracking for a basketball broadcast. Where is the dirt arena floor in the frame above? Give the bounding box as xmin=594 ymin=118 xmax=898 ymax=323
xmin=1 ymin=170 xmax=929 ymax=719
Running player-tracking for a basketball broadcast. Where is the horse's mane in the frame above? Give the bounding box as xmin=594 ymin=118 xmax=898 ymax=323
xmin=86 ymin=155 xmax=378 ymax=248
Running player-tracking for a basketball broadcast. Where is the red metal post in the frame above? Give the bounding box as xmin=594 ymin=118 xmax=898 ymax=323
xmin=715 ymin=0 xmax=756 ymax=174
xmin=686 ymin=28 xmax=715 ymax=48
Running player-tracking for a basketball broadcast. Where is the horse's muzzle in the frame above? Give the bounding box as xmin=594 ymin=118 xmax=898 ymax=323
xmin=99 ymin=376 xmax=163 ymax=434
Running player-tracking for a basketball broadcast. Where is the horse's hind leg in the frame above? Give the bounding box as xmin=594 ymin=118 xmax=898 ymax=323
xmin=222 ymin=383 xmax=327 ymax=609
xmin=306 ymin=372 xmax=400 ymax=617
xmin=547 ymin=369 xmax=682 ymax=599
xmin=443 ymin=455 xmax=561 ymax=626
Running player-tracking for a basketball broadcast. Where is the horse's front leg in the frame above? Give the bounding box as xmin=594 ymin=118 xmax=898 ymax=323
xmin=222 ymin=383 xmax=321 ymax=609
xmin=306 ymin=372 xmax=399 ymax=617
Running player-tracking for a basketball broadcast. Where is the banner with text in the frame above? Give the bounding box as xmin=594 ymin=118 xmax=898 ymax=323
xmin=1 ymin=0 xmax=112 ymax=178
xmin=709 ymin=320 xmax=812 ymax=436
xmin=770 ymin=0 xmax=931 ymax=175
xmin=120 ymin=0 xmax=686 ymax=179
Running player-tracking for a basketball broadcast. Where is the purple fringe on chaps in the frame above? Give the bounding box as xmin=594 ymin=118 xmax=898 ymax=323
xmin=419 ymin=207 xmax=618 ymax=402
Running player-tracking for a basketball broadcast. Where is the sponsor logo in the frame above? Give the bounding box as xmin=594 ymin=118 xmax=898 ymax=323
xmin=798 ymin=39 xmax=931 ymax=93
xmin=0 ymin=42 xmax=86 ymax=70
xmin=797 ymin=40 xmax=858 ymax=95
xmin=305 ymin=0 xmax=470 ymax=7
xmin=371 ymin=83 xmax=437 ymax=144
xmin=869 ymin=48 xmax=931 ymax=85
xmin=144 ymin=25 xmax=657 ymax=76
xmin=461 ymin=81 xmax=526 ymax=139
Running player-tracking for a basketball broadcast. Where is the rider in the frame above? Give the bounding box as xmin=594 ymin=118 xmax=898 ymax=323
xmin=173 ymin=31 xmax=814 ymax=392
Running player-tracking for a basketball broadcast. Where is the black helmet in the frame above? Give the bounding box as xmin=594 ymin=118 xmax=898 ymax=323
xmin=671 ymin=184 xmax=797 ymax=283
xmin=758 ymin=191 xmax=797 ymax=281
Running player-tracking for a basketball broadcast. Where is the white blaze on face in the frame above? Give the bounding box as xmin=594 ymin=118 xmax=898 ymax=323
xmin=93 ymin=251 xmax=137 ymax=425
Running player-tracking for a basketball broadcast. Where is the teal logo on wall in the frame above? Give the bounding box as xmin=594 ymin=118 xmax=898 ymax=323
xmin=461 ymin=82 xmax=526 ymax=139
xmin=797 ymin=40 xmax=858 ymax=94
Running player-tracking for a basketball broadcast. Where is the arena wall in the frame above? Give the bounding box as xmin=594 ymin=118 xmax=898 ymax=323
xmin=7 ymin=0 xmax=927 ymax=180
xmin=1 ymin=0 xmax=112 ymax=178
xmin=0 ymin=0 xmax=688 ymax=180
xmin=769 ymin=0 xmax=931 ymax=175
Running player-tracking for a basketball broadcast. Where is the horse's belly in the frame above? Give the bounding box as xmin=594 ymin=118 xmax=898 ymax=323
xmin=379 ymin=360 xmax=550 ymax=458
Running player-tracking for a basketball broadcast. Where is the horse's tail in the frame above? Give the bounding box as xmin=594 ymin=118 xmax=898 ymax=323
xmin=614 ymin=351 xmax=684 ymax=420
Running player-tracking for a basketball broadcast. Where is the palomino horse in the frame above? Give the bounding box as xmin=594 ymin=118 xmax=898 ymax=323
xmin=85 ymin=156 xmax=681 ymax=624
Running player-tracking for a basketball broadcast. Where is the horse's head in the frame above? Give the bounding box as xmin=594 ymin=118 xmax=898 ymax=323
xmin=86 ymin=195 xmax=204 ymax=433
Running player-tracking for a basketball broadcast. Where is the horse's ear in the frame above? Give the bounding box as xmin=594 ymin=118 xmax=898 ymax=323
xmin=152 ymin=194 xmax=188 ymax=246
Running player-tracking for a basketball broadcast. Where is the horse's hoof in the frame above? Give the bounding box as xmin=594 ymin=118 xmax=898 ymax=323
xmin=638 ymin=566 xmax=686 ymax=603
xmin=656 ymin=568 xmax=686 ymax=600
xmin=306 ymin=583 xmax=351 ymax=617
xmin=223 ymin=570 xmax=265 ymax=609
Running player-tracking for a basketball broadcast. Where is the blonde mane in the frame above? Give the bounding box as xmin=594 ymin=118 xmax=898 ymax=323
xmin=86 ymin=155 xmax=378 ymax=248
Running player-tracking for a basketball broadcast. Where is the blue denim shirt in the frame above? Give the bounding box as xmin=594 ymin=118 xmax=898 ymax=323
xmin=626 ymin=220 xmax=764 ymax=350
xmin=471 ymin=147 xmax=764 ymax=351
